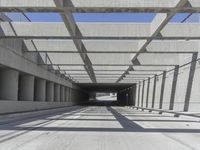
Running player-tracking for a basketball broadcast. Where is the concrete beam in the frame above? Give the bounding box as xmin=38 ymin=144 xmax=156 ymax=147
xmin=118 ymin=0 xmax=191 ymax=82
xmin=0 ymin=0 xmax=198 ymax=13
xmin=137 ymin=53 xmax=193 ymax=66
xmin=54 ymin=0 xmax=96 ymax=83
xmin=1 ymin=23 xmax=200 ymax=40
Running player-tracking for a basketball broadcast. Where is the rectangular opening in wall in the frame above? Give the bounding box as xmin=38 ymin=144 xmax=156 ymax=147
xmin=96 ymin=93 xmax=117 ymax=101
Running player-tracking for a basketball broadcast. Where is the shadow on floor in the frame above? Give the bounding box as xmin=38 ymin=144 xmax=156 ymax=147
xmin=0 ymin=106 xmax=200 ymax=134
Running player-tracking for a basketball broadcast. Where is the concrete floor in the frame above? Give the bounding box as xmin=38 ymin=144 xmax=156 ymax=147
xmin=0 ymin=106 xmax=200 ymax=150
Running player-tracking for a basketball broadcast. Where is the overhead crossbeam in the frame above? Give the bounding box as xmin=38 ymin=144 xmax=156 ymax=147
xmin=54 ymin=0 xmax=96 ymax=83
xmin=117 ymin=0 xmax=192 ymax=83
xmin=0 ymin=0 xmax=199 ymax=13
xmin=1 ymin=22 xmax=200 ymax=40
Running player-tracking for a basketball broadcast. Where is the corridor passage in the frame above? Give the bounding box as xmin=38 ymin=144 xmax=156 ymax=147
xmin=0 ymin=106 xmax=199 ymax=150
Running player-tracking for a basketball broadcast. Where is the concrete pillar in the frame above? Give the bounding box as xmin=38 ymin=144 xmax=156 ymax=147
xmin=54 ymin=84 xmax=60 ymax=102
xmin=65 ymin=87 xmax=68 ymax=102
xmin=34 ymin=78 xmax=46 ymax=101
xmin=18 ymin=74 xmax=34 ymax=101
xmin=71 ymin=89 xmax=74 ymax=103
xmin=127 ymin=86 xmax=136 ymax=106
xmin=169 ymin=65 xmax=179 ymax=110
xmin=68 ymin=88 xmax=71 ymax=102
xmin=0 ymin=68 xmax=19 ymax=100
xmin=131 ymin=85 xmax=136 ymax=106
xmin=146 ymin=78 xmax=150 ymax=108
xmin=151 ymin=75 xmax=157 ymax=109
xmin=137 ymin=82 xmax=141 ymax=107
xmin=141 ymin=80 xmax=145 ymax=107
xmin=159 ymin=71 xmax=166 ymax=110
xmin=184 ymin=52 xmax=198 ymax=112
xmin=46 ymin=82 xmax=54 ymax=102
xmin=60 ymin=86 xmax=65 ymax=102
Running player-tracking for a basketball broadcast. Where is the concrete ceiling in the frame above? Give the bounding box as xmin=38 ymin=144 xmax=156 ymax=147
xmin=0 ymin=0 xmax=199 ymax=84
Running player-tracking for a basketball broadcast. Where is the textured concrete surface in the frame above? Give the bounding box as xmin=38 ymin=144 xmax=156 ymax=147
xmin=0 ymin=106 xmax=200 ymax=150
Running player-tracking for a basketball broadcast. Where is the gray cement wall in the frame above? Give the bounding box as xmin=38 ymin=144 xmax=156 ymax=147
xmin=0 ymin=39 xmax=89 ymax=114
xmin=0 ymin=100 xmax=74 ymax=114
xmin=135 ymin=55 xmax=200 ymax=113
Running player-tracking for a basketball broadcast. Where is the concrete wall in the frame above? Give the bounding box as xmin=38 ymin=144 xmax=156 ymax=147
xmin=0 ymin=67 xmax=89 ymax=114
xmin=135 ymin=54 xmax=200 ymax=113
xmin=0 ymin=39 xmax=89 ymax=114
xmin=0 ymin=101 xmax=74 ymax=114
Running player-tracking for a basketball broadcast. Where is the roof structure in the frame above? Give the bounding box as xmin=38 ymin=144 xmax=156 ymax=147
xmin=0 ymin=0 xmax=200 ymax=84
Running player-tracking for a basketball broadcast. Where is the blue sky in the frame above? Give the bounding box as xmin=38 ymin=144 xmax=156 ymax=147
xmin=6 ymin=13 xmax=196 ymax=22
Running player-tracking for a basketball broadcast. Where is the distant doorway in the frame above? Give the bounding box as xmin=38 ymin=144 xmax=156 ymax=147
xmin=96 ymin=93 xmax=117 ymax=101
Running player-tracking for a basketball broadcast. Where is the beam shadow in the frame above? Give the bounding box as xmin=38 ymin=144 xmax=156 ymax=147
xmin=0 ymin=106 xmax=199 ymax=141
xmin=44 ymin=118 xmax=199 ymax=123
xmin=45 ymin=118 xmax=116 ymax=121
xmin=122 ymin=114 xmax=173 ymax=117
xmin=0 ymin=107 xmax=87 ymax=126
xmin=1 ymin=126 xmax=200 ymax=133
xmin=107 ymin=107 xmax=144 ymax=130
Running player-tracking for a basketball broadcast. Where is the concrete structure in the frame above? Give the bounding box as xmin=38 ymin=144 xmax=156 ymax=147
xmin=0 ymin=106 xmax=200 ymax=150
xmin=0 ymin=68 xmax=19 ymax=101
xmin=18 ymin=74 xmax=35 ymax=101
xmin=0 ymin=1 xmax=200 ymax=149
xmin=46 ymin=81 xmax=54 ymax=102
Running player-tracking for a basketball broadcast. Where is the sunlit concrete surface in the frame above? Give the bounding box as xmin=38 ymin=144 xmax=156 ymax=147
xmin=0 ymin=106 xmax=200 ymax=150
xmin=96 ymin=95 xmax=117 ymax=101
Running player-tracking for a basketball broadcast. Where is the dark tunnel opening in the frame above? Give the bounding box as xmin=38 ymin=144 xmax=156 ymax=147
xmin=77 ymin=83 xmax=136 ymax=107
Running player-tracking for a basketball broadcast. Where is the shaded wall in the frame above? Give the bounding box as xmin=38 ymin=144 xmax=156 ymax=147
xmin=117 ymin=85 xmax=136 ymax=106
